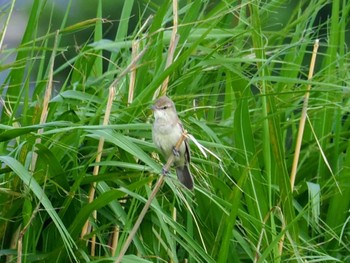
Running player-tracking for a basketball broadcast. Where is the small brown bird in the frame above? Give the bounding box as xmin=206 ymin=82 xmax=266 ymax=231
xmin=151 ymin=96 xmax=194 ymax=190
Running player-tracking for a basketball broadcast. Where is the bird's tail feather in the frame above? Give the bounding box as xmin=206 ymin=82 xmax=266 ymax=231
xmin=176 ymin=165 xmax=194 ymax=190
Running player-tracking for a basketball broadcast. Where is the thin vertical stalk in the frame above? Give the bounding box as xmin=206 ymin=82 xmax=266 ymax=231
xmin=128 ymin=40 xmax=139 ymax=105
xmin=154 ymin=0 xmax=179 ymax=98
xmin=0 ymin=0 xmax=16 ymax=50
xmin=31 ymin=30 xmax=59 ymax=171
xmin=290 ymin=39 xmax=319 ymax=191
xmin=80 ymin=86 xmax=116 ymax=251
xmin=81 ymin=47 xmax=148 ymax=240
xmin=114 ymin=132 xmax=187 ymax=263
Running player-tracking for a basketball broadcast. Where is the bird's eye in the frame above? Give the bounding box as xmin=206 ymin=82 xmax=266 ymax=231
xmin=162 ymin=106 xmax=168 ymax=110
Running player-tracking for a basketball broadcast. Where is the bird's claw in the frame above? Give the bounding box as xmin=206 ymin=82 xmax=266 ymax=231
xmin=172 ymin=147 xmax=180 ymax=157
xmin=162 ymin=167 xmax=169 ymax=175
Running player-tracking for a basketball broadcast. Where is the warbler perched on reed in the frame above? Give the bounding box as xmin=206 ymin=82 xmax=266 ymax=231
xmin=151 ymin=96 xmax=193 ymax=190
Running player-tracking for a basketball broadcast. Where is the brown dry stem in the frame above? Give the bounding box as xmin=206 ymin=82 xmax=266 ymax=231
xmin=114 ymin=131 xmax=187 ymax=263
xmin=290 ymin=39 xmax=319 ymax=191
xmin=80 ymin=45 xmax=148 ymax=252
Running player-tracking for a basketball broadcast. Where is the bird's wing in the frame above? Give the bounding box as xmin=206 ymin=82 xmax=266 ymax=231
xmin=178 ymin=121 xmax=190 ymax=164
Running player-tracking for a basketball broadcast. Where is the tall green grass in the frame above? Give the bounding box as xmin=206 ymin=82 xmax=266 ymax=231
xmin=1 ymin=0 xmax=350 ymax=262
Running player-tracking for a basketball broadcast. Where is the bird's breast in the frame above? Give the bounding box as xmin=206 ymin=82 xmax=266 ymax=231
xmin=152 ymin=122 xmax=185 ymax=159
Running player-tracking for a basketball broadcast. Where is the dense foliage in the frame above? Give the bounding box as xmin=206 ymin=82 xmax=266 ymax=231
xmin=1 ymin=0 xmax=349 ymax=262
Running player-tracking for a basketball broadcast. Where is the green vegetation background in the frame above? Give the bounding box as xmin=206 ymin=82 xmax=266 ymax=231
xmin=1 ymin=0 xmax=349 ymax=262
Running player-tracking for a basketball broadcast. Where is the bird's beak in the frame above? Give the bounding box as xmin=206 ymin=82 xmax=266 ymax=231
xmin=150 ymin=105 xmax=156 ymax=111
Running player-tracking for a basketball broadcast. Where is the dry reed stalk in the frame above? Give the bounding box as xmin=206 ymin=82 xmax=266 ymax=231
xmin=115 ymin=1 xmax=180 ymax=260
xmin=254 ymin=206 xmax=286 ymax=263
xmin=80 ymin=45 xmax=148 ymax=251
xmin=30 ymin=30 xmax=59 ymax=172
xmin=154 ymin=0 xmax=179 ymax=98
xmin=128 ymin=40 xmax=139 ymax=105
xmin=114 ymin=130 xmax=188 ymax=263
xmin=81 ymin=86 xmax=116 ymax=254
xmin=290 ymin=39 xmax=319 ymax=191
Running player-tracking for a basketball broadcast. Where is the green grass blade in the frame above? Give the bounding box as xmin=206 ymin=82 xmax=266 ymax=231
xmin=0 ymin=156 xmax=77 ymax=261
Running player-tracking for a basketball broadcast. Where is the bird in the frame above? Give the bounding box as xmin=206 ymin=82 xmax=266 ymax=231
xmin=151 ymin=96 xmax=194 ymax=190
